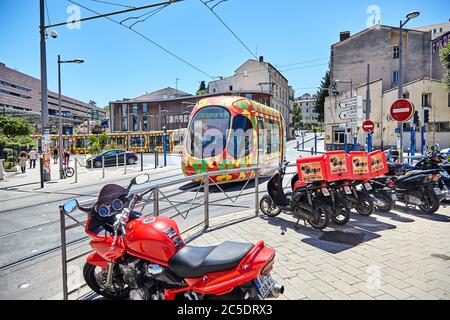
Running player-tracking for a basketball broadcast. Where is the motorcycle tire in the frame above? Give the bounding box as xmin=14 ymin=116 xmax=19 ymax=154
xmin=331 ymin=205 xmax=351 ymax=225
xmin=418 ymin=194 xmax=440 ymax=214
xmin=376 ymin=194 xmax=395 ymax=213
xmin=354 ymin=192 xmax=375 ymax=216
xmin=308 ymin=203 xmax=331 ymax=230
xmin=260 ymin=195 xmax=282 ymax=217
xmin=83 ymin=263 xmax=129 ymax=300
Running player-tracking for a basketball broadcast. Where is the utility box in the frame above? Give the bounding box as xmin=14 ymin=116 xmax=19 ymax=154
xmin=324 ymin=150 xmax=352 ymax=181
xmin=348 ymin=151 xmax=371 ymax=181
xmin=369 ymin=150 xmax=388 ymax=178
xmin=296 ymin=155 xmax=327 ymax=183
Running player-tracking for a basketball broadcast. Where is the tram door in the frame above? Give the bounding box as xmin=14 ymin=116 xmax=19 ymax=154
xmin=257 ymin=118 xmax=266 ymax=166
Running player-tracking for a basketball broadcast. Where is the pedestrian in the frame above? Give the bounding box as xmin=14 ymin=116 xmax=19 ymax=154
xmin=53 ymin=148 xmax=59 ymax=164
xmin=18 ymin=151 xmax=27 ymax=174
xmin=63 ymin=148 xmax=70 ymax=167
xmin=28 ymin=148 xmax=38 ymax=169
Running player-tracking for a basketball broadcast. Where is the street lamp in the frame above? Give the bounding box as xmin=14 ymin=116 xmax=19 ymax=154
xmin=397 ymin=11 xmax=420 ymax=162
xmin=334 ymin=79 xmax=353 ymax=97
xmin=58 ymin=55 xmax=84 ymax=179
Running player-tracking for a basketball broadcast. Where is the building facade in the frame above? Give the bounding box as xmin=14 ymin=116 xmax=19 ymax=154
xmin=0 ymin=62 xmax=105 ymax=134
xmin=207 ymin=57 xmax=292 ymax=136
xmin=295 ymin=93 xmax=319 ymax=122
xmin=109 ymin=87 xmax=272 ymax=132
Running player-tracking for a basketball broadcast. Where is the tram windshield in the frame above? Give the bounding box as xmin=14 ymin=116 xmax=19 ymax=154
xmin=186 ymin=106 xmax=230 ymax=158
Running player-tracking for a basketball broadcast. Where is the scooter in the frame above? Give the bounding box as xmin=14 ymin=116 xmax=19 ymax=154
xmin=61 ymin=174 xmax=283 ymax=300
xmin=260 ymin=161 xmax=332 ymax=230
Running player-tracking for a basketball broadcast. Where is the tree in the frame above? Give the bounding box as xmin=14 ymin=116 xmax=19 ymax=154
xmin=0 ymin=115 xmax=32 ymax=139
xmin=315 ymin=70 xmax=330 ymax=122
xmin=292 ymin=102 xmax=302 ymax=128
xmin=440 ymin=43 xmax=450 ymax=90
xmin=89 ymin=100 xmax=97 ymax=107
xmin=196 ymin=81 xmax=208 ymax=95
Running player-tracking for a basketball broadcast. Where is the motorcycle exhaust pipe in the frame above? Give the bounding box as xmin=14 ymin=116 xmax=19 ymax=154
xmin=268 ymin=283 xmax=284 ymax=298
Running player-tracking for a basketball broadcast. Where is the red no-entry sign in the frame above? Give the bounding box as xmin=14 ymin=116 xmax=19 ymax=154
xmin=362 ymin=120 xmax=375 ymax=133
xmin=390 ymin=99 xmax=414 ymax=122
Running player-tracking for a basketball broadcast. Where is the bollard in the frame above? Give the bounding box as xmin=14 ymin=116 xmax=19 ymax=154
xmin=90 ymin=158 xmax=94 ymax=171
xmin=74 ymin=158 xmax=78 ymax=183
xmin=311 ymin=147 xmax=314 ymax=155
xmin=255 ymin=169 xmax=259 ymax=215
xmin=116 ymin=154 xmax=119 ymax=168
xmin=153 ymin=186 xmax=159 ymax=216
xmin=296 ymin=140 xmax=299 ymax=151
xmin=124 ymin=153 xmax=127 ymax=175
xmin=204 ymin=174 xmax=209 ymax=229
xmin=302 ymin=134 xmax=305 ymax=150
xmin=102 ymin=156 xmax=105 ymax=179
xmin=154 ymin=149 xmax=157 ymax=169
xmin=141 ymin=151 xmax=144 ymax=172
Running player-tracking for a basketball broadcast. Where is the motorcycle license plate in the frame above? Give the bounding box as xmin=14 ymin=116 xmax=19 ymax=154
xmin=322 ymin=188 xmax=330 ymax=197
xmin=254 ymin=275 xmax=276 ymax=299
xmin=434 ymin=188 xmax=442 ymax=195
xmin=364 ymin=183 xmax=372 ymax=191
xmin=344 ymin=186 xmax=352 ymax=195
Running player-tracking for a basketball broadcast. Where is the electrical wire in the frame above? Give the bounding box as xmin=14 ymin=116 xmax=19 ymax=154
xmin=67 ymin=0 xmax=214 ymax=79
xmin=45 ymin=0 xmax=51 ymax=25
xmin=90 ymin=0 xmax=136 ymax=8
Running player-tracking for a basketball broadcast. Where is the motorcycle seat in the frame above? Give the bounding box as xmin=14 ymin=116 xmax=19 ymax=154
xmin=168 ymin=241 xmax=254 ymax=278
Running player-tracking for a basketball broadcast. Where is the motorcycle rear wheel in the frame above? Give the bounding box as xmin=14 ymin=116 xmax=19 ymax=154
xmin=308 ymin=203 xmax=331 ymax=230
xmin=376 ymin=194 xmax=395 ymax=213
xmin=331 ymin=205 xmax=351 ymax=225
xmin=418 ymin=194 xmax=440 ymax=214
xmin=354 ymin=192 xmax=375 ymax=216
xmin=83 ymin=263 xmax=129 ymax=300
xmin=260 ymin=195 xmax=282 ymax=217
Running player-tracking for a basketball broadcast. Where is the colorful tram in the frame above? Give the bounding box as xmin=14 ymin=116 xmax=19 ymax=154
xmin=32 ymin=130 xmax=186 ymax=154
xmin=182 ymin=96 xmax=286 ymax=182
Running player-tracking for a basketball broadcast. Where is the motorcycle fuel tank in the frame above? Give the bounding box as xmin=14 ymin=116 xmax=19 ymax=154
xmin=125 ymin=216 xmax=184 ymax=265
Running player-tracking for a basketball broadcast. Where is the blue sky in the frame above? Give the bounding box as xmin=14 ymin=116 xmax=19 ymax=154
xmin=0 ymin=0 xmax=449 ymax=108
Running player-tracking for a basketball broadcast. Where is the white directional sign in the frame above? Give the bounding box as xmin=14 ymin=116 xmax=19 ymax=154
xmin=339 ymin=96 xmax=363 ymax=110
xmin=339 ymin=107 xmax=363 ymax=121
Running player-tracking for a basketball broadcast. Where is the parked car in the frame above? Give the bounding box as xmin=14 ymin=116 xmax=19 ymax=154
xmin=86 ymin=149 xmax=138 ymax=168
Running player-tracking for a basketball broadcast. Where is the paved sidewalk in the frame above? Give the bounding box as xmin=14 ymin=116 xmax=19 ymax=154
xmin=184 ymin=204 xmax=450 ymax=300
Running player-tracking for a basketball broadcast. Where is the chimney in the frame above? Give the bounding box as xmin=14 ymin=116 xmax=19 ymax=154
xmin=340 ymin=31 xmax=351 ymax=42
xmin=259 ymin=56 xmax=264 ymax=63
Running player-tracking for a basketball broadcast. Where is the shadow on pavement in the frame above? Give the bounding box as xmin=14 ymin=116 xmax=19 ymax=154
xmin=178 ymin=177 xmax=270 ymax=193
xmin=392 ymin=204 xmax=450 ymax=222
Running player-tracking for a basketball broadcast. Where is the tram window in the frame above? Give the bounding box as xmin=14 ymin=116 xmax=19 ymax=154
xmin=257 ymin=118 xmax=265 ymax=152
xmin=186 ymin=106 xmax=230 ymax=158
xmin=227 ymin=115 xmax=253 ymax=159
xmin=130 ymin=137 xmax=145 ymax=147
xmin=266 ymin=120 xmax=280 ymax=154
xmin=116 ymin=138 xmax=125 ymax=146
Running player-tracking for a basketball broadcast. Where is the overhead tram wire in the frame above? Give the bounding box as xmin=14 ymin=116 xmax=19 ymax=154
xmin=90 ymin=0 xmax=136 ymax=8
xmin=45 ymin=0 xmax=51 ymax=25
xmin=67 ymin=0 xmax=214 ymax=79
xmin=199 ymin=0 xmax=258 ymax=60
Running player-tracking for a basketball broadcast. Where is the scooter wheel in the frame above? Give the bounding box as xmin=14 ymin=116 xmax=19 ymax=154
xmin=354 ymin=192 xmax=375 ymax=216
xmin=83 ymin=263 xmax=129 ymax=300
xmin=260 ymin=195 xmax=282 ymax=217
xmin=419 ymin=194 xmax=440 ymax=214
xmin=331 ymin=205 xmax=351 ymax=225
xmin=309 ymin=203 xmax=331 ymax=230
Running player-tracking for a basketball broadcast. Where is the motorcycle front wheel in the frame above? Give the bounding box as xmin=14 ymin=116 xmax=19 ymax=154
xmin=308 ymin=203 xmax=331 ymax=230
xmin=260 ymin=195 xmax=282 ymax=217
xmin=375 ymin=193 xmax=395 ymax=213
xmin=418 ymin=194 xmax=440 ymax=214
xmin=354 ymin=192 xmax=375 ymax=216
xmin=83 ymin=263 xmax=129 ymax=300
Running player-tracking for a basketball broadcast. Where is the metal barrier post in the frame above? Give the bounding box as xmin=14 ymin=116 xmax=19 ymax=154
xmin=124 ymin=153 xmax=127 ymax=175
xmin=74 ymin=158 xmax=78 ymax=183
xmin=204 ymin=174 xmax=209 ymax=229
xmin=255 ymin=168 xmax=259 ymax=215
xmin=311 ymin=147 xmax=314 ymax=155
xmin=154 ymin=186 xmax=159 ymax=216
xmin=314 ymin=129 xmax=318 ymax=154
xmin=90 ymin=159 xmax=93 ymax=171
xmin=59 ymin=206 xmax=68 ymax=300
xmin=141 ymin=151 xmax=144 ymax=172
xmin=102 ymin=156 xmax=105 ymax=179
xmin=116 ymin=154 xmax=118 ymax=168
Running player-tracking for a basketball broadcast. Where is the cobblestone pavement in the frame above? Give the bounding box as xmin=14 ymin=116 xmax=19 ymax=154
xmin=184 ymin=204 xmax=450 ymax=300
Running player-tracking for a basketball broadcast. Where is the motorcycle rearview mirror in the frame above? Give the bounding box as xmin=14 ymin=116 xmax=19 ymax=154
xmin=62 ymin=199 xmax=79 ymax=213
xmin=128 ymin=174 xmax=150 ymax=189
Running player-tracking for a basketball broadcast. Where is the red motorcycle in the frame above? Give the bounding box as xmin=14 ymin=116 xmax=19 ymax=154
xmin=62 ymin=174 xmax=283 ymax=300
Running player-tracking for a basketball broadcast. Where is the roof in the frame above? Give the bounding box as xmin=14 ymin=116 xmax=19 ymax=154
xmin=383 ymin=77 xmax=443 ymax=94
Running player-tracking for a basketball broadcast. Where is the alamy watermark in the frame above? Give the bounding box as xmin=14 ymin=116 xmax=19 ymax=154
xmin=367 ymin=5 xmax=381 ymax=28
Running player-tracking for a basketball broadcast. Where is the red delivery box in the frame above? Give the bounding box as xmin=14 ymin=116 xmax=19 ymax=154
xmin=369 ymin=150 xmax=388 ymax=178
xmin=348 ymin=151 xmax=372 ymax=181
xmin=296 ymin=155 xmax=327 ymax=183
xmin=324 ymin=150 xmax=352 ymax=181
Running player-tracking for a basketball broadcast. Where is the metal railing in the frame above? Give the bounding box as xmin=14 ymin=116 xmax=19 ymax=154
xmin=59 ymin=164 xmax=284 ymax=300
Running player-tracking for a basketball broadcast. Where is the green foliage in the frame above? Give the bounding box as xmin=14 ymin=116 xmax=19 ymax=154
xmin=88 ymin=134 xmax=101 ymax=155
xmin=440 ymin=43 xmax=450 ymax=90
xmin=196 ymin=81 xmax=209 ymax=95
xmin=293 ymin=102 xmax=302 ymax=126
xmin=314 ymin=70 xmax=330 ymax=122
xmin=0 ymin=115 xmax=32 ymax=139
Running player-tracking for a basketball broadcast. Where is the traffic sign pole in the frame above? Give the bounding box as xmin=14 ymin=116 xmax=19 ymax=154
xmin=367 ymin=133 xmax=372 ymax=152
xmin=390 ymin=99 xmax=414 ymax=162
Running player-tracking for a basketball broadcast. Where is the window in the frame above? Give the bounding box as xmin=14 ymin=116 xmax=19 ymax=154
xmin=245 ymin=94 xmax=253 ymax=100
xmin=121 ymin=104 xmax=128 ymax=131
xmin=142 ymin=103 xmax=148 ymax=131
xmin=392 ymin=71 xmax=399 ymax=84
xmin=229 ymin=85 xmax=233 ymax=91
xmin=438 ymin=122 xmax=450 ymax=132
xmin=333 ymin=131 xmax=345 ymax=144
xmin=266 ymin=120 xmax=280 ymax=154
xmin=422 ymin=94 xmax=431 ymax=107
xmin=130 ymin=136 xmax=145 ymax=147
xmin=227 ymin=115 xmax=254 ymax=159
xmin=132 ymin=104 xmax=138 ymax=131
xmin=186 ymin=106 xmax=230 ymax=158
xmin=393 ymin=46 xmax=400 ymax=59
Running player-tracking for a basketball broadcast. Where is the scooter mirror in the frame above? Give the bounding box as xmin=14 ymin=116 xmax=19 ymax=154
xmin=131 ymin=174 xmax=150 ymax=186
xmin=62 ymin=199 xmax=79 ymax=213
